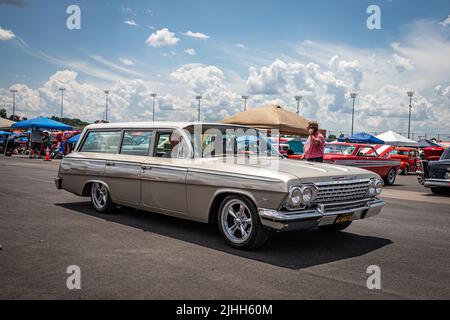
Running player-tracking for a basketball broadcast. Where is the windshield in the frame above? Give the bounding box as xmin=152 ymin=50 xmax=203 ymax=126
xmin=324 ymin=144 xmax=355 ymax=155
xmin=185 ymin=125 xmax=281 ymax=158
xmin=389 ymin=149 xmax=409 ymax=156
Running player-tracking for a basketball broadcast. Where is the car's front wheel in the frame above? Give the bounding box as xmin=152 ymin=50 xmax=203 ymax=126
xmin=218 ymin=195 xmax=269 ymax=250
xmin=90 ymin=182 xmax=115 ymax=213
xmin=384 ymin=168 xmax=397 ymax=185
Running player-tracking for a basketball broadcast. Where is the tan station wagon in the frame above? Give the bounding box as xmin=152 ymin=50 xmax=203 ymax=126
xmin=55 ymin=122 xmax=385 ymax=249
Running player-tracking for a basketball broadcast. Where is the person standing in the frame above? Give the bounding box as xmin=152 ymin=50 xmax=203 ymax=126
xmin=303 ymin=121 xmax=325 ymax=163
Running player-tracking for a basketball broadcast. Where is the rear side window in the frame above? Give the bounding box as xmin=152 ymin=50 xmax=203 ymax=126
xmin=120 ymin=131 xmax=152 ymax=156
xmin=79 ymin=131 xmax=121 ymax=154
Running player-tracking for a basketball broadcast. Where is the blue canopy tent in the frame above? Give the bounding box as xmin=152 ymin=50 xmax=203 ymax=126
xmin=338 ymin=132 xmax=385 ymax=144
xmin=68 ymin=134 xmax=81 ymax=144
xmin=12 ymin=117 xmax=72 ymax=131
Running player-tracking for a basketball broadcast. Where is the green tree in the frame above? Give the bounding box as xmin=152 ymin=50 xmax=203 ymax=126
xmin=0 ymin=108 xmax=7 ymax=119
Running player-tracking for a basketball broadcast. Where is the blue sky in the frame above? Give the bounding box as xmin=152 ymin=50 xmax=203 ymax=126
xmin=0 ymin=0 xmax=449 ymax=135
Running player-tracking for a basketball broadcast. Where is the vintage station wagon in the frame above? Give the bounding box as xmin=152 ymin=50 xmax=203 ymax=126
xmin=55 ymin=122 xmax=385 ymax=249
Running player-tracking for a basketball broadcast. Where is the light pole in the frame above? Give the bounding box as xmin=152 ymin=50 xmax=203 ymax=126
xmin=195 ymin=95 xmax=202 ymax=122
xmin=349 ymin=92 xmax=358 ymax=136
xmin=241 ymin=95 xmax=249 ymax=111
xmin=294 ymin=95 xmax=302 ymax=115
xmin=150 ymin=93 xmax=157 ymax=121
xmin=104 ymin=90 xmax=110 ymax=121
xmin=10 ymin=89 xmax=18 ymax=116
xmin=59 ymin=88 xmax=65 ymax=120
xmin=407 ymin=91 xmax=414 ymax=139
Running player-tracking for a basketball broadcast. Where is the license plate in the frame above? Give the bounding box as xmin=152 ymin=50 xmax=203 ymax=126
xmin=335 ymin=213 xmax=353 ymax=224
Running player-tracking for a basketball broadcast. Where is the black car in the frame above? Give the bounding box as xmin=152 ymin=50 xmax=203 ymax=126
xmin=418 ymin=148 xmax=450 ymax=195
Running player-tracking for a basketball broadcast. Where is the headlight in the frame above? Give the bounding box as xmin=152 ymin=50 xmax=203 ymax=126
xmin=375 ymin=179 xmax=383 ymax=195
xmin=301 ymin=186 xmax=316 ymax=205
xmin=368 ymin=180 xmax=376 ymax=196
xmin=287 ymin=185 xmax=317 ymax=208
xmin=288 ymin=187 xmax=303 ymax=206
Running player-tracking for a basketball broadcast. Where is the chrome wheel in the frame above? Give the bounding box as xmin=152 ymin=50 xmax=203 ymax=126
xmin=91 ymin=183 xmax=108 ymax=210
xmin=221 ymin=199 xmax=253 ymax=244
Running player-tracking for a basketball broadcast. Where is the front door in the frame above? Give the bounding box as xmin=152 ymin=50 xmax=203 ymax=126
xmin=141 ymin=130 xmax=189 ymax=215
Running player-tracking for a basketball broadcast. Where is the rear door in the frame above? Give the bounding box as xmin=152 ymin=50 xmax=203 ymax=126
xmin=103 ymin=130 xmax=153 ymax=205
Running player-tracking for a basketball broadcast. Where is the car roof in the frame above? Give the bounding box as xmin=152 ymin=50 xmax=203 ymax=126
xmin=84 ymin=121 xmax=250 ymax=130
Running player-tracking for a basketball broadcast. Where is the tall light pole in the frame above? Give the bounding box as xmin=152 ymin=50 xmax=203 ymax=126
xmin=241 ymin=95 xmax=249 ymax=111
xmin=104 ymin=90 xmax=110 ymax=121
xmin=294 ymin=95 xmax=302 ymax=115
xmin=407 ymin=91 xmax=414 ymax=139
xmin=195 ymin=95 xmax=202 ymax=122
xmin=350 ymin=92 xmax=358 ymax=136
xmin=59 ymin=88 xmax=65 ymax=120
xmin=10 ymin=89 xmax=18 ymax=116
xmin=150 ymin=93 xmax=157 ymax=121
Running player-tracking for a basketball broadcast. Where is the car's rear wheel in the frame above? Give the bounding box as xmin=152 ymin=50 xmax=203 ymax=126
xmin=218 ymin=195 xmax=269 ymax=250
xmin=318 ymin=221 xmax=352 ymax=232
xmin=384 ymin=168 xmax=397 ymax=185
xmin=91 ymin=182 xmax=115 ymax=213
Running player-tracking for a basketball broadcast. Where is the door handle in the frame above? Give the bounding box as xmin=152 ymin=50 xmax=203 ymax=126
xmin=141 ymin=165 xmax=152 ymax=170
xmin=106 ymin=161 xmax=116 ymax=166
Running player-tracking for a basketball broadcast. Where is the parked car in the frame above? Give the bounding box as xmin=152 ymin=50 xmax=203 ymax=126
xmin=420 ymin=146 xmax=445 ymax=161
xmin=323 ymin=142 xmax=401 ymax=185
xmin=387 ymin=147 xmax=420 ymax=175
xmin=55 ymin=122 xmax=385 ymax=249
xmin=418 ymin=148 xmax=450 ymax=195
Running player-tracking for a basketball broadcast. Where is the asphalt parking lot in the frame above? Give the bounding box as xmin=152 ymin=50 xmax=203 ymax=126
xmin=0 ymin=156 xmax=449 ymax=299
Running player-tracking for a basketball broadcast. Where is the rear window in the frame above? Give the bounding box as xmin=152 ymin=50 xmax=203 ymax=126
xmin=79 ymin=131 xmax=121 ymax=154
xmin=120 ymin=131 xmax=152 ymax=156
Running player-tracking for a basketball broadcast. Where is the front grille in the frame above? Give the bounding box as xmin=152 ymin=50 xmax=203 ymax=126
xmin=314 ymin=179 xmax=370 ymax=204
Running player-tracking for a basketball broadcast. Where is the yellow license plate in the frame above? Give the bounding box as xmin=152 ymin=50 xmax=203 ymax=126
xmin=335 ymin=214 xmax=352 ymax=224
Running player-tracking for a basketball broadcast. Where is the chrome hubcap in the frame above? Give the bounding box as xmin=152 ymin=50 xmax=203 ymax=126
xmin=221 ymin=200 xmax=252 ymax=244
xmin=389 ymin=170 xmax=395 ymax=183
xmin=92 ymin=183 xmax=108 ymax=209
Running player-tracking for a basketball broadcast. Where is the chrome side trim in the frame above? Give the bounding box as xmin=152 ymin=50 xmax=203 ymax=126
xmin=424 ymin=178 xmax=450 ymax=188
xmin=188 ymin=168 xmax=283 ymax=183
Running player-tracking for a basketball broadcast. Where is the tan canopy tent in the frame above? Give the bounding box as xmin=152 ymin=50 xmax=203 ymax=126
xmin=220 ymin=104 xmax=311 ymax=135
xmin=0 ymin=118 xmax=15 ymax=130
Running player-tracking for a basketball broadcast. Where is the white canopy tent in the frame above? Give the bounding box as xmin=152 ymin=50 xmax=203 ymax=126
xmin=375 ymin=130 xmax=418 ymax=147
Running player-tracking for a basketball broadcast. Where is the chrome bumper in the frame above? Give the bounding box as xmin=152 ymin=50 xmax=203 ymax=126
xmin=258 ymin=198 xmax=384 ymax=231
xmin=424 ymin=178 xmax=450 ymax=188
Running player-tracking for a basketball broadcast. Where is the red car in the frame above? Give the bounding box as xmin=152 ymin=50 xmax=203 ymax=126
xmin=387 ymin=147 xmax=420 ymax=175
xmin=323 ymin=142 xmax=401 ymax=185
xmin=421 ymin=146 xmax=445 ymax=161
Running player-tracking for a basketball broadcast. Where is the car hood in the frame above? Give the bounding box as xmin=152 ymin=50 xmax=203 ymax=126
xmin=191 ymin=157 xmax=378 ymax=183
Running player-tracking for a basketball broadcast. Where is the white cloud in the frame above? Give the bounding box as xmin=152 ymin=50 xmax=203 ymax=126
xmin=0 ymin=26 xmax=15 ymax=40
xmin=183 ymin=30 xmax=210 ymax=40
xmin=123 ymin=19 xmax=138 ymax=27
xmin=119 ymin=57 xmax=134 ymax=66
xmin=391 ymin=54 xmax=415 ymax=73
xmin=235 ymin=43 xmax=247 ymax=49
xmin=184 ymin=48 xmax=196 ymax=56
xmin=440 ymin=15 xmax=450 ymax=27
xmin=146 ymin=28 xmax=180 ymax=47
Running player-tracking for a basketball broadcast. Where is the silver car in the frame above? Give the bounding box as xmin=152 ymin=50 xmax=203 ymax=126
xmin=55 ymin=122 xmax=385 ymax=249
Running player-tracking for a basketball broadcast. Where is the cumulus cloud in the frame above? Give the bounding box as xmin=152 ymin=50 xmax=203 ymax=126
xmin=0 ymin=26 xmax=15 ymax=40
xmin=146 ymin=28 xmax=180 ymax=47
xmin=391 ymin=54 xmax=415 ymax=73
xmin=184 ymin=48 xmax=196 ymax=56
xmin=183 ymin=30 xmax=210 ymax=40
xmin=440 ymin=15 xmax=450 ymax=27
